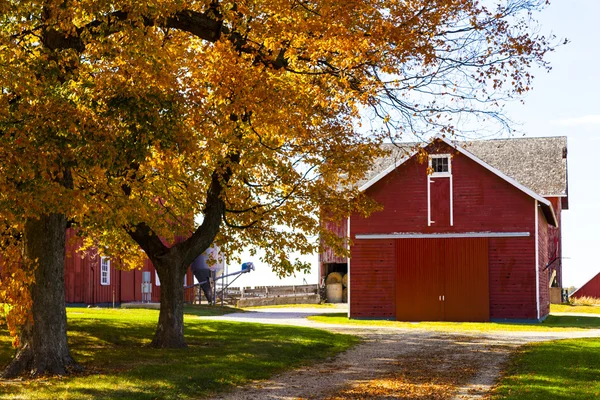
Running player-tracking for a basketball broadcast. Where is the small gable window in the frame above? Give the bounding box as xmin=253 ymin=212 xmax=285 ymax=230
xmin=430 ymin=154 xmax=451 ymax=176
xmin=100 ymin=257 xmax=110 ymax=286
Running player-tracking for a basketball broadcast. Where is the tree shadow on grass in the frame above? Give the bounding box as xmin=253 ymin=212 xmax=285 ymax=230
xmin=542 ymin=315 xmax=600 ymax=329
xmin=0 ymin=316 xmax=358 ymax=400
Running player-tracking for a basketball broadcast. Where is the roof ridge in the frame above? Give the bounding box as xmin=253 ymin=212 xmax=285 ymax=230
xmin=386 ymin=135 xmax=567 ymax=145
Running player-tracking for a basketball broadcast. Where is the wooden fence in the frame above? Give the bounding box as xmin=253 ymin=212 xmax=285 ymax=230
xmin=213 ymin=284 xmax=320 ymax=307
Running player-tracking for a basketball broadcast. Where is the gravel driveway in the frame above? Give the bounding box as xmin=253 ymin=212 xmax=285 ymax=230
xmin=200 ymin=307 xmax=600 ymax=400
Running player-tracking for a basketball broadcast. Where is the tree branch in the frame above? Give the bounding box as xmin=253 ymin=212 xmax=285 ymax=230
xmin=176 ymin=150 xmax=241 ymax=266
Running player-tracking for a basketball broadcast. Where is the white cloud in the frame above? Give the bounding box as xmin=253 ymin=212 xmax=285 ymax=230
xmin=551 ymin=115 xmax=600 ymax=127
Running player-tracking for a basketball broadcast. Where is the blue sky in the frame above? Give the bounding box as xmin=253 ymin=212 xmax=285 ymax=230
xmin=503 ymin=0 xmax=600 ymax=287
xmin=228 ymin=1 xmax=599 ymax=289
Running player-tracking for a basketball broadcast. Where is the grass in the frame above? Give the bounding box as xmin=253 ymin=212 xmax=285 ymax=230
xmin=551 ymin=303 xmax=600 ymax=315
xmin=0 ymin=307 xmax=358 ymax=399
xmin=183 ymin=304 xmax=244 ymax=316
xmin=490 ymin=338 xmax=600 ymax=399
xmin=308 ymin=313 xmax=600 ymax=332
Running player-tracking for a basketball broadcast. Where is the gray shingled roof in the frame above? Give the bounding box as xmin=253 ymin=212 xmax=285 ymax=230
xmin=354 ymin=143 xmax=414 ymax=188
xmin=463 ymin=137 xmax=568 ymax=197
xmin=360 ymin=136 xmax=568 ymax=198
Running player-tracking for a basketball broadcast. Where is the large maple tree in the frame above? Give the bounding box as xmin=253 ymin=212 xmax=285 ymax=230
xmin=0 ymin=0 xmax=556 ymax=377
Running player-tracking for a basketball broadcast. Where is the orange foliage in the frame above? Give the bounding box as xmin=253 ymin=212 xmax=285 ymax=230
xmin=0 ymin=231 xmax=34 ymax=347
xmin=0 ymin=0 xmax=559 ymax=338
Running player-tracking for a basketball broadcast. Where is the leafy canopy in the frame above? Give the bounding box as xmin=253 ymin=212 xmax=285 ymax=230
xmin=0 ymin=0 xmax=557 ymax=337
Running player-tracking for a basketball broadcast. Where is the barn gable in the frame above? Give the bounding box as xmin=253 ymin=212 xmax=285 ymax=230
xmin=358 ymin=137 xmax=562 ymax=227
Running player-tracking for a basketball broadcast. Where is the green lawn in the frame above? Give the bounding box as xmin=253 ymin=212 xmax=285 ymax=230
xmin=491 ymin=338 xmax=600 ymax=399
xmin=308 ymin=313 xmax=600 ymax=332
xmin=551 ymin=304 xmax=600 ymax=315
xmin=184 ymin=304 xmax=244 ymax=316
xmin=0 ymin=307 xmax=358 ymax=399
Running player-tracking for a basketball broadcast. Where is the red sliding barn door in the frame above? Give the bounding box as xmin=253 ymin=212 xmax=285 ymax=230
xmin=396 ymin=239 xmax=444 ymax=321
xmin=442 ymin=238 xmax=489 ymax=322
xmin=396 ymin=238 xmax=489 ymax=322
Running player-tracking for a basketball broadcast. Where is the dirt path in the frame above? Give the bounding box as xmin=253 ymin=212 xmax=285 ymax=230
xmin=204 ymin=309 xmax=600 ymax=400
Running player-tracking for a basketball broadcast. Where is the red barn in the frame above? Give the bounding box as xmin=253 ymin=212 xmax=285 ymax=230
xmin=321 ymin=136 xmax=568 ymax=321
xmin=570 ymin=273 xmax=600 ymax=300
xmin=64 ymin=229 xmax=195 ymax=305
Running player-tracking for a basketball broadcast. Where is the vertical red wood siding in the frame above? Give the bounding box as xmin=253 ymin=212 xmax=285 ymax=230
xmin=184 ymin=269 xmax=195 ymax=302
xmin=571 ymin=273 xmax=600 ymax=299
xmin=93 ymin=260 xmax=121 ymax=305
xmin=488 ymin=237 xmax=536 ymax=319
xmin=349 ymin=240 xmax=395 ymax=318
xmin=119 ymin=269 xmax=135 ymax=302
xmin=430 ymin=177 xmax=451 ymax=227
xmin=64 ymin=229 xmax=88 ymax=303
xmin=65 ymin=229 xmax=97 ymax=304
xmin=320 ymin=219 xmax=348 ymax=264
xmin=547 ymin=197 xmax=563 ymax=288
xmin=538 ymin=206 xmax=550 ymax=318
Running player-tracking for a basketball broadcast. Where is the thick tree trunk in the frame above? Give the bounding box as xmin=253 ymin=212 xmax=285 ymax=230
xmin=151 ymin=259 xmax=187 ymax=348
xmin=126 ymin=159 xmax=234 ymax=349
xmin=2 ymin=214 xmax=80 ymax=378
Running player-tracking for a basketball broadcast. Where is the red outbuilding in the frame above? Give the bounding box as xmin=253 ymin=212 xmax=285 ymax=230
xmin=320 ymin=136 xmax=568 ymax=321
xmin=570 ymin=273 xmax=600 ymax=300
xmin=64 ymin=229 xmax=196 ymax=305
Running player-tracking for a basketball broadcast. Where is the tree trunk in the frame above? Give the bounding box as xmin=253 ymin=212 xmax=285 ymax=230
xmin=151 ymin=258 xmax=187 ymax=348
xmin=2 ymin=214 xmax=80 ymax=378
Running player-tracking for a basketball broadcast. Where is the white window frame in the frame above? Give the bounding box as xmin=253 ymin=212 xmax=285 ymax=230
xmin=155 ymin=271 xmax=161 ymax=286
xmin=427 ymin=154 xmax=454 ymax=227
xmin=183 ymin=273 xmax=187 ymax=287
xmin=100 ymin=257 xmax=110 ymax=286
xmin=429 ymin=154 xmax=452 ymax=177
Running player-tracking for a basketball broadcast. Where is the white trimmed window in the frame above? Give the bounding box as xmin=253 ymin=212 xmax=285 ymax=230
xmin=430 ymin=154 xmax=451 ymax=176
xmin=100 ymin=257 xmax=110 ymax=286
xmin=155 ymin=271 xmax=161 ymax=286
xmin=183 ymin=274 xmax=187 ymax=287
